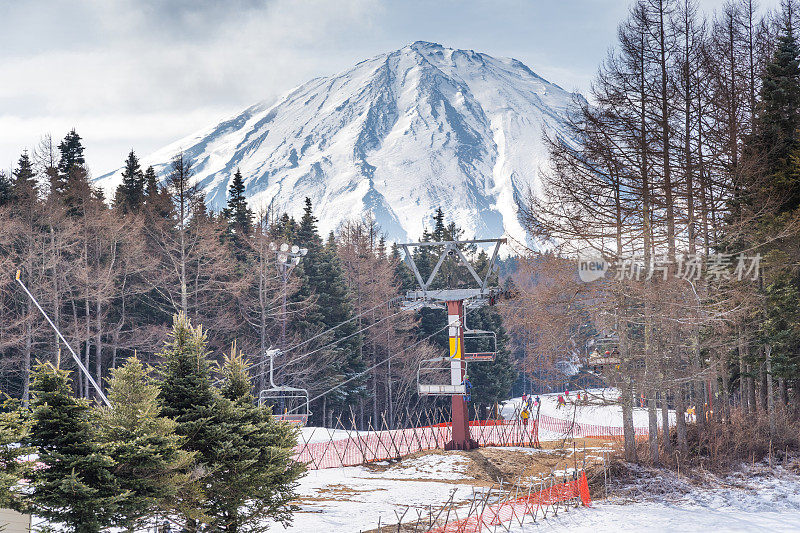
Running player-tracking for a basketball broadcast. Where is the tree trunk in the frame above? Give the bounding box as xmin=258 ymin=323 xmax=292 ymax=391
xmin=759 ymin=360 xmax=768 ymax=412
xmin=95 ymin=299 xmax=103 ymax=397
xmin=648 ymin=397 xmax=659 ymax=464
xmin=622 ymin=379 xmax=638 ymax=463
xmin=675 ymin=385 xmax=688 ymax=455
xmin=766 ymin=345 xmax=775 ymax=438
xmin=660 ymin=390 xmax=672 ymax=455
xmin=738 ymin=325 xmax=748 ymax=413
xmin=747 ymin=363 xmax=757 ymax=416
xmin=22 ymin=303 xmax=33 ymax=407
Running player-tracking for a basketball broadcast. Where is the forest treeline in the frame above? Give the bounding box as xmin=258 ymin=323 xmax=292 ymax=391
xmin=512 ymin=0 xmax=800 ymax=464
xmin=0 ymin=131 xmax=515 ymax=429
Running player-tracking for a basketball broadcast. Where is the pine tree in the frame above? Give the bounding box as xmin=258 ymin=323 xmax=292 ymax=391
xmin=208 ymin=348 xmax=304 ymax=532
xmin=0 ymin=171 xmax=12 ymax=207
xmin=113 ymin=150 xmax=145 ymax=215
xmin=291 ymin=199 xmax=364 ymax=416
xmin=26 ymin=363 xmax=122 ymax=532
xmin=158 ymin=313 xmax=220 ymax=531
xmin=0 ymin=400 xmax=33 ymax=512
xmin=12 ymin=150 xmax=38 ymax=205
xmin=143 ymin=165 xmax=173 ymax=220
xmin=222 ymin=168 xmax=254 ymax=237
xmin=53 ymin=129 xmax=85 ymax=197
xmin=55 ymin=129 xmax=93 ymax=214
xmin=96 ymin=357 xmax=194 ymax=531
xmin=321 ymin=233 xmax=365 ymax=409
xmin=751 ymin=11 xmax=800 ymax=210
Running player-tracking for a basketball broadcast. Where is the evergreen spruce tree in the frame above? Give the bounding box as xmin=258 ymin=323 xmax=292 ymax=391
xmin=143 ymin=166 xmax=173 ymax=220
xmin=208 ymin=348 xmax=304 ymax=532
xmin=750 ymin=13 xmax=800 ymax=210
xmin=12 ymin=150 xmax=38 ymax=204
xmin=96 ymin=357 xmax=194 ymax=531
xmin=113 ymin=150 xmax=146 ymax=214
xmin=292 ymin=199 xmax=364 ymax=414
xmin=322 ymin=233 xmax=365 ymax=408
xmin=52 ymin=129 xmax=85 ymax=197
xmin=0 ymin=400 xmax=33 ymax=512
xmin=26 ymin=363 xmax=122 ymax=532
xmin=158 ymin=313 xmax=221 ymax=530
xmin=0 ymin=171 xmax=12 ymax=207
xmin=740 ymin=6 xmax=800 ymax=397
xmin=390 ymin=243 xmax=417 ymax=292
xmin=222 ymin=168 xmax=254 ymax=238
xmin=55 ymin=129 xmax=93 ymax=214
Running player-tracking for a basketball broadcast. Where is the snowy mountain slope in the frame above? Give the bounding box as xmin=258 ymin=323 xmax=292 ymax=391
xmin=95 ymin=41 xmax=582 ymax=243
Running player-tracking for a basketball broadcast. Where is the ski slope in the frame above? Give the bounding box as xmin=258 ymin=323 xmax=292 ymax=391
xmin=501 ymin=389 xmax=676 ymax=433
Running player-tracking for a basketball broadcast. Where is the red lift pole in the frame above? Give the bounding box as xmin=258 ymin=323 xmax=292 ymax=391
xmin=446 ymin=299 xmax=477 ymax=450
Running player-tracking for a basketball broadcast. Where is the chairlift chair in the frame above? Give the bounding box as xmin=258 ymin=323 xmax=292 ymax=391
xmin=417 ymin=357 xmax=467 ymax=396
xmin=462 ymin=313 xmax=497 ymax=362
xmin=257 ymin=348 xmax=312 ymax=426
xmin=258 ymin=386 xmax=311 ymax=426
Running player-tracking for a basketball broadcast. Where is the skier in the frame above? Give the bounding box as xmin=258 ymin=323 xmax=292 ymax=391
xmin=557 ymin=394 xmax=566 ymax=409
xmin=463 ymin=375 xmax=472 ymax=403
xmin=535 ymin=395 xmax=541 ymax=407
xmin=521 ymin=406 xmax=530 ymax=427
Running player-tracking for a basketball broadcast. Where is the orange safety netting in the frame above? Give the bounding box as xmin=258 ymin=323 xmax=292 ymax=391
xmin=294 ymin=416 xmax=650 ymax=469
xmin=426 ymin=471 xmax=591 ymax=533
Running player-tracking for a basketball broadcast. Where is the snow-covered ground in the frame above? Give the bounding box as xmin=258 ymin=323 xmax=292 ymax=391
xmin=273 ymin=449 xmax=800 ymax=532
xmin=279 ymin=392 xmax=799 ymax=532
xmin=523 ymin=463 xmax=800 ymax=532
xmin=270 ymin=452 xmax=477 ymax=532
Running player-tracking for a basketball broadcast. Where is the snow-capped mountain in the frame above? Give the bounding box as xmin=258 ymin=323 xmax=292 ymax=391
xmin=95 ymin=41 xmax=581 ymax=244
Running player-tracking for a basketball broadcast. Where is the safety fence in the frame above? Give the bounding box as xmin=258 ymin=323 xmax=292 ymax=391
xmin=537 ymin=413 xmax=650 ymax=440
xmin=371 ymin=470 xmax=591 ymax=532
xmin=293 ymin=406 xmax=651 ymax=470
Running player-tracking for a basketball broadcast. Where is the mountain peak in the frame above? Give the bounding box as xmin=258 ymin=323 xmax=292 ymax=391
xmin=95 ymin=45 xmax=579 ymax=246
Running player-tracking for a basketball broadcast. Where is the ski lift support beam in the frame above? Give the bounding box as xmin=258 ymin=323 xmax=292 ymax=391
xmin=15 ymin=270 xmax=111 ymax=407
xmin=399 ymin=239 xmax=505 ymax=306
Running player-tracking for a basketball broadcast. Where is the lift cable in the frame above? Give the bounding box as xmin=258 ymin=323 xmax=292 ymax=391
xmin=287 ymin=307 xmax=480 ymax=414
xmin=247 ymin=306 xmax=409 ymax=385
xmin=15 ymin=270 xmax=112 ymax=407
xmin=280 ymin=296 xmax=404 ymax=355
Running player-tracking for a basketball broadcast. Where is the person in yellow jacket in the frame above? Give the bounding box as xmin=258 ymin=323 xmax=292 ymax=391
xmin=521 ymin=407 xmax=530 ymax=427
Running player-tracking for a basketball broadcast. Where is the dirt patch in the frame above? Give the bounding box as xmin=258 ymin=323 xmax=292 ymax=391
xmin=360 ymin=441 xmax=614 ymax=487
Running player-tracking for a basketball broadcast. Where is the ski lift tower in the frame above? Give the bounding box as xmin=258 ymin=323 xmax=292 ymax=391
xmin=400 ymin=238 xmax=505 ymax=451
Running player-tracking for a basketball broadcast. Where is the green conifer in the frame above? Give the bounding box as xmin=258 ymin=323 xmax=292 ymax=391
xmin=12 ymin=150 xmax=38 ymax=205
xmin=0 ymin=171 xmax=12 ymax=207
xmin=222 ymin=168 xmax=254 ymax=237
xmin=96 ymin=357 xmax=195 ymax=531
xmin=53 ymin=129 xmax=85 ymax=196
xmin=26 ymin=363 xmax=122 ymax=533
xmin=0 ymin=399 xmax=33 ymax=512
xmin=158 ymin=313 xmax=220 ymax=530
xmin=208 ymin=347 xmax=304 ymax=532
xmin=113 ymin=150 xmax=146 ymax=214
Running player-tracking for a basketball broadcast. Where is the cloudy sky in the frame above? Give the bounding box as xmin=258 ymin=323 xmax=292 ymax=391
xmin=0 ymin=0 xmax=781 ymax=176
